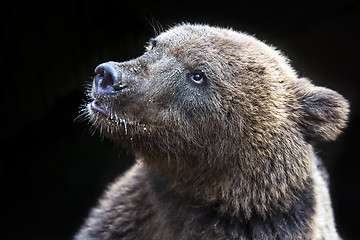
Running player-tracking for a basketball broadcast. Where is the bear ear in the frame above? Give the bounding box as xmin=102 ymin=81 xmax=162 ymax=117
xmin=292 ymin=78 xmax=349 ymax=143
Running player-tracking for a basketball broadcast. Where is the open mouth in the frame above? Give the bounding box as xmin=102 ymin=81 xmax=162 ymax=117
xmin=89 ymin=99 xmax=147 ymax=136
xmin=89 ymin=99 xmax=133 ymax=135
xmin=91 ymin=100 xmax=109 ymax=117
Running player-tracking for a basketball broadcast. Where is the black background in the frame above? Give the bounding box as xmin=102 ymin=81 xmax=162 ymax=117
xmin=1 ymin=1 xmax=359 ymax=239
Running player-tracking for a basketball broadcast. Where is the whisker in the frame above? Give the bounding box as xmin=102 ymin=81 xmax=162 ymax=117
xmin=74 ymin=104 xmax=90 ymax=123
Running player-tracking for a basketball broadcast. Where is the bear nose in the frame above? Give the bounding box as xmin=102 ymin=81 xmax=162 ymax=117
xmin=94 ymin=63 xmax=120 ymax=94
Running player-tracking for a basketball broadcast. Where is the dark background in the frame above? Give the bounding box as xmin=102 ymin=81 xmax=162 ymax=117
xmin=1 ymin=1 xmax=359 ymax=239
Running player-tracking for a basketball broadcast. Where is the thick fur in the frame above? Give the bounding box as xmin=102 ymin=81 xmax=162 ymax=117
xmin=76 ymin=24 xmax=349 ymax=239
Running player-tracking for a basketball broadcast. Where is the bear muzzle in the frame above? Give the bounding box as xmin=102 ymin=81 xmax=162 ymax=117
xmin=90 ymin=62 xmax=129 ymax=117
xmin=94 ymin=62 xmax=128 ymax=96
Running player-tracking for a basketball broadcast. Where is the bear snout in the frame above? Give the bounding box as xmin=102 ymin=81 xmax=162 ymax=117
xmin=94 ymin=62 xmax=127 ymax=95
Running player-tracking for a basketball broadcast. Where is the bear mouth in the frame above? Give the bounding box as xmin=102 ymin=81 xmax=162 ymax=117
xmin=89 ymin=99 xmax=149 ymax=137
xmin=89 ymin=100 xmax=137 ymax=136
xmin=91 ymin=100 xmax=110 ymax=117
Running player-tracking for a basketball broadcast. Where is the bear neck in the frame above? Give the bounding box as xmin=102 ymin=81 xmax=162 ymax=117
xmin=139 ymin=136 xmax=313 ymax=220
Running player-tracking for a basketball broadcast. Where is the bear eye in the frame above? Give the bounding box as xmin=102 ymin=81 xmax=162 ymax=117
xmin=149 ymin=38 xmax=157 ymax=50
xmin=188 ymin=70 xmax=206 ymax=84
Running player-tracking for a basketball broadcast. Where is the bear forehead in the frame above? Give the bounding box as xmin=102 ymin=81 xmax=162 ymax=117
xmin=155 ymin=24 xmax=297 ymax=78
xmin=156 ymin=24 xmax=255 ymax=48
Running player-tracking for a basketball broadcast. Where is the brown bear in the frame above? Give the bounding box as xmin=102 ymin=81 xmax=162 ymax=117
xmin=75 ymin=23 xmax=349 ymax=239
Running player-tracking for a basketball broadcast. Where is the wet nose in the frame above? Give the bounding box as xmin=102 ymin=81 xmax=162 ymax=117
xmin=94 ymin=63 xmax=119 ymax=94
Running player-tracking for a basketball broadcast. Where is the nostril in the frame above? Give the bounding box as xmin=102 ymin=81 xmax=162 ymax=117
xmin=94 ymin=63 xmax=119 ymax=93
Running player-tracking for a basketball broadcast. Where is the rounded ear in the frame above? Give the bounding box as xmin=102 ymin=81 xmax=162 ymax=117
xmin=292 ymin=78 xmax=349 ymax=143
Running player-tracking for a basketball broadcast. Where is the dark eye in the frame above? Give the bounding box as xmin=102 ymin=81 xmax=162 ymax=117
xmin=149 ymin=38 xmax=157 ymax=50
xmin=188 ymin=70 xmax=206 ymax=84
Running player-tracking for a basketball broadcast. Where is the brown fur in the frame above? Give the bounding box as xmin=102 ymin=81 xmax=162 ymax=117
xmin=76 ymin=24 xmax=349 ymax=239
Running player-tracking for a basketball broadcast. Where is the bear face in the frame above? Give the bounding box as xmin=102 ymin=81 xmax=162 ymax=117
xmin=89 ymin=24 xmax=295 ymax=155
xmin=85 ymin=23 xmax=349 ymax=218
